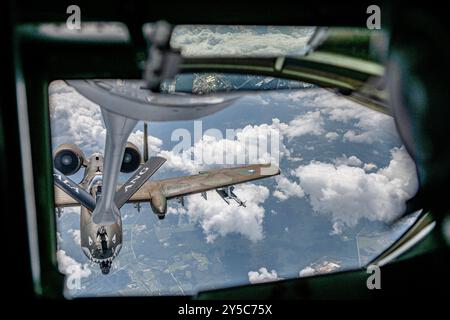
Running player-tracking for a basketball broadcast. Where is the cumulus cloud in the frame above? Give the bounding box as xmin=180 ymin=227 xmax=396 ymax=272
xmin=178 ymin=183 xmax=270 ymax=243
xmin=282 ymin=111 xmax=324 ymax=139
xmin=273 ymin=175 xmax=305 ymax=201
xmin=299 ymin=266 xmax=315 ymax=277
xmin=248 ymin=267 xmax=281 ymax=284
xmin=160 ymin=119 xmax=285 ymax=174
xmin=49 ymin=81 xmax=106 ymax=155
xmin=285 ymin=88 xmax=398 ymax=144
xmin=171 ymin=26 xmax=315 ymax=57
xmin=323 ymin=100 xmax=397 ymax=145
xmin=159 ymin=111 xmax=330 ymax=175
xmin=363 ymin=163 xmax=377 ymax=172
xmin=57 ymin=250 xmax=91 ymax=284
xmin=295 ymin=147 xmax=418 ymax=227
xmin=333 ymin=155 xmax=363 ymax=167
xmin=128 ymin=130 xmax=163 ymax=155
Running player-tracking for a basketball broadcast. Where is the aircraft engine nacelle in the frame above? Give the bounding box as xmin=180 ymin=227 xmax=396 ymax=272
xmin=121 ymin=142 xmax=141 ymax=173
xmin=53 ymin=143 xmax=86 ymax=176
xmin=150 ymin=189 xmax=167 ymax=216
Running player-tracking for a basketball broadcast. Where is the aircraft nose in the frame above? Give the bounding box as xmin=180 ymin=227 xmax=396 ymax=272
xmin=80 ymin=218 xmax=123 ymax=265
xmin=81 ymin=247 xmax=112 ymax=263
xmin=89 ymin=242 xmax=122 ymax=264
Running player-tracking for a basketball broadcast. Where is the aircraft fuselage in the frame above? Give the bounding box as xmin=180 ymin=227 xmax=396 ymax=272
xmin=79 ymin=153 xmax=123 ymax=275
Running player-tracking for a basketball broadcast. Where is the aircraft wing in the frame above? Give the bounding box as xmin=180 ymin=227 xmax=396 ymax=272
xmin=53 ymin=169 xmax=97 ymax=211
xmin=115 ymin=156 xmax=167 ymax=208
xmin=126 ymin=163 xmax=280 ymax=203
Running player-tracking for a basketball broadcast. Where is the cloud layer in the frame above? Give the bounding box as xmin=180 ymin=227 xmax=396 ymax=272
xmin=273 ymin=175 xmax=305 ymax=201
xmin=57 ymin=250 xmax=92 ymax=285
xmin=160 ymin=119 xmax=284 ymax=174
xmin=295 ymin=147 xmax=418 ymax=226
xmin=171 ymin=26 xmax=315 ymax=57
xmin=49 ymin=81 xmax=106 ymax=155
xmin=175 ymin=183 xmax=270 ymax=243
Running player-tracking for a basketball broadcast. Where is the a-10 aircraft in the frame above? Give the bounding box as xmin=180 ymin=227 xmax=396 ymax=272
xmin=53 ymin=80 xmax=280 ymax=275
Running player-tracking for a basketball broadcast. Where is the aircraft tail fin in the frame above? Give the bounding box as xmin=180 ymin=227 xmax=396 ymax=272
xmin=143 ymin=122 xmax=149 ymax=162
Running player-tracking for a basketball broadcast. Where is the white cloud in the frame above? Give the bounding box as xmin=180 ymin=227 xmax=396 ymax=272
xmin=363 ymin=163 xmax=377 ymax=171
xmin=56 ymin=232 xmax=63 ymax=247
xmin=49 ymin=81 xmax=106 ymax=155
xmin=283 ymin=111 xmax=324 ymax=139
xmin=333 ymin=155 xmax=363 ymax=167
xmin=295 ymin=147 xmax=418 ymax=227
xmin=248 ymin=267 xmax=281 ymax=284
xmin=329 ymin=221 xmax=344 ymax=236
xmin=299 ymin=266 xmax=315 ymax=277
xmin=181 ymin=183 xmax=270 ymax=243
xmin=68 ymin=229 xmax=81 ymax=245
xmin=159 ymin=111 xmax=329 ymax=175
xmin=340 ymin=110 xmax=397 ymax=145
xmin=286 ymin=88 xmax=398 ymax=144
xmin=377 ymin=147 xmax=418 ymax=185
xmin=128 ymin=130 xmax=163 ymax=156
xmin=57 ymin=250 xmax=91 ymax=283
xmin=273 ymin=175 xmax=305 ymax=201
xmin=171 ymin=26 xmax=315 ymax=57
xmin=325 ymin=100 xmax=397 ymax=145
xmin=160 ymin=119 xmax=285 ymax=174
xmin=61 ymin=207 xmax=81 ymax=215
